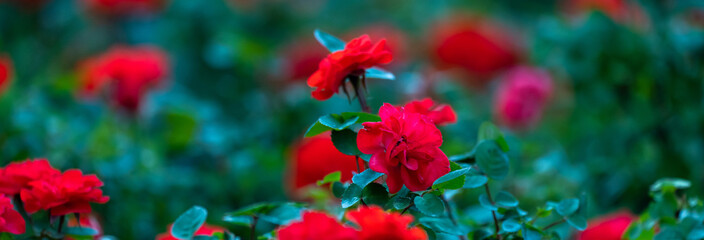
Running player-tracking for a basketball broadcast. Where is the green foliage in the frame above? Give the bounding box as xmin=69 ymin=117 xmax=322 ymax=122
xmin=474 ymin=140 xmax=510 ymax=180
xmin=305 ymin=112 xmax=381 ymax=137
xmin=314 ymin=29 xmax=346 ymax=53
xmin=171 ymin=206 xmax=208 ymax=240
xmin=351 ymin=169 xmax=384 ymax=189
xmin=331 ymin=129 xmax=362 ymax=156
xmin=414 ymin=194 xmax=445 ymax=217
xmin=317 ymin=171 xmax=341 ymax=186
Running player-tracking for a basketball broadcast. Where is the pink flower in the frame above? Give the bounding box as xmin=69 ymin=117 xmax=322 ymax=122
xmin=357 ymin=103 xmax=450 ymax=193
xmin=401 ymin=98 xmax=457 ymax=126
xmin=0 ymin=195 xmax=25 ymax=235
xmin=494 ymin=66 xmax=553 ymax=130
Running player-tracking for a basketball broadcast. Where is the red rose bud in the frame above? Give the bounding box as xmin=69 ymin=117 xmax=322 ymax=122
xmin=288 ymin=135 xmax=364 ymax=193
xmin=79 ymin=46 xmax=169 ymax=112
xmin=156 ymin=223 xmax=225 ymax=240
xmin=357 ymin=103 xmax=450 ymax=193
xmin=430 ymin=17 xmax=519 ymax=80
xmin=82 ymin=0 xmax=165 ymax=16
xmin=308 ymin=34 xmax=393 ymax=100
xmin=0 ymin=55 xmax=12 ymax=96
xmin=20 ymin=169 xmax=109 ymax=216
xmin=277 ymin=211 xmax=358 ymax=240
xmin=0 ymin=159 xmax=61 ymax=196
xmin=0 ymin=195 xmax=25 ymax=235
xmin=494 ymin=66 xmax=553 ymax=130
xmin=346 ymin=206 xmax=427 ymax=240
xmin=401 ymin=98 xmax=457 ymax=126
xmin=577 ymin=211 xmax=637 ymax=240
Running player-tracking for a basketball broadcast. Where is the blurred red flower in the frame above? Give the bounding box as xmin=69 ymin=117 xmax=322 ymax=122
xmin=347 ymin=24 xmax=409 ymax=68
xmin=82 ymin=0 xmax=165 ymax=16
xmin=0 ymin=159 xmax=60 ymax=196
xmin=280 ymin=38 xmax=329 ymax=81
xmin=0 ymin=55 xmax=12 ymax=96
xmin=357 ymin=103 xmax=450 ymax=193
xmin=567 ymin=0 xmax=628 ymax=21
xmin=0 ymin=195 xmax=25 ymax=235
xmin=577 ymin=211 xmax=636 ymax=240
xmin=308 ymin=35 xmax=392 ymax=100
xmin=277 ymin=211 xmax=358 ymax=240
xmin=430 ymin=17 xmax=519 ymax=81
xmin=79 ymin=46 xmax=169 ymax=112
xmin=21 ymin=169 xmax=109 ymax=216
xmin=494 ymin=66 xmax=553 ymax=130
xmin=401 ymin=98 xmax=457 ymax=126
xmin=346 ymin=206 xmax=427 ymax=240
xmin=155 ymin=223 xmax=225 ymax=240
xmin=288 ymin=135 xmax=364 ymax=192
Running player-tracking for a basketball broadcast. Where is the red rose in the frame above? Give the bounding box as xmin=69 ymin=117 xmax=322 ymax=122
xmin=280 ymin=38 xmax=329 ymax=81
xmin=346 ymin=24 xmax=409 ymax=68
xmin=79 ymin=46 xmax=169 ymax=112
xmin=277 ymin=211 xmax=358 ymax=240
xmin=307 ymin=35 xmax=393 ymax=100
xmin=577 ymin=211 xmax=636 ymax=240
xmin=346 ymin=206 xmax=427 ymax=240
xmin=82 ymin=0 xmax=165 ymax=16
xmin=0 ymin=55 xmax=12 ymax=96
xmin=20 ymin=169 xmax=109 ymax=216
xmin=288 ymin=135 xmax=364 ymax=192
xmin=430 ymin=17 xmax=519 ymax=80
xmin=493 ymin=66 xmax=553 ymax=130
xmin=156 ymin=223 xmax=225 ymax=240
xmin=357 ymin=103 xmax=450 ymax=193
xmin=0 ymin=159 xmax=60 ymax=196
xmin=401 ymin=98 xmax=457 ymax=126
xmin=0 ymin=195 xmax=25 ymax=235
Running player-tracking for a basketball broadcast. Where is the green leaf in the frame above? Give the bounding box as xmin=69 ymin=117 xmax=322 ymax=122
xmin=304 ymin=121 xmax=330 ymax=138
xmin=319 ymin=115 xmax=359 ymax=130
xmin=314 ymin=29 xmax=346 ymax=52
xmin=331 ymin=129 xmax=362 ymax=155
xmin=654 ymin=227 xmax=685 ymax=240
xmin=340 ymin=112 xmax=381 ymax=123
xmin=222 ymin=215 xmax=252 ymax=226
xmin=478 ymin=194 xmax=497 ymax=211
xmin=172 ymin=206 xmax=208 ymax=240
xmin=332 ymin=182 xmax=346 ymax=198
xmin=522 ymin=224 xmax=543 ymax=240
xmin=448 ymin=151 xmax=474 ymax=162
xmin=317 ymin=171 xmax=341 ymax=186
xmin=495 ymin=191 xmax=519 ymax=208
xmin=362 ymin=183 xmax=390 ymax=206
xmin=650 ymin=178 xmax=691 ymax=192
xmin=419 ymin=217 xmax=467 ymax=235
xmin=432 ymin=167 xmax=469 ymax=190
xmin=193 ymin=235 xmax=219 ymax=240
xmin=556 ymin=198 xmax=580 ymax=216
xmin=65 ymin=227 xmax=99 ymax=240
xmin=477 ymin=122 xmax=509 ymax=152
xmin=341 ymin=184 xmax=363 ymax=208
xmin=502 ymin=219 xmax=521 ymax=233
xmin=305 ymin=113 xmax=380 ymax=137
xmin=687 ymin=227 xmax=704 ymax=240
xmin=259 ymin=203 xmax=303 ymax=225
xmin=463 ymin=173 xmax=488 ymax=189
xmin=566 ymin=215 xmax=588 ymax=231
xmin=391 ymin=187 xmax=413 ymax=210
xmin=352 ymin=169 xmax=384 ymax=188
xmin=0 ymin=233 xmax=13 ymax=240
xmin=414 ymin=194 xmax=445 ymax=217
xmin=474 ymin=140 xmax=510 ymax=180
xmin=365 ymin=67 xmax=395 ymax=80
xmin=226 ymin=203 xmax=277 ymax=217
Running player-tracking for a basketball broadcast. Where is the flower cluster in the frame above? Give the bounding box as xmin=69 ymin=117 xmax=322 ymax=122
xmin=357 ymin=103 xmax=451 ymax=193
xmin=308 ymin=35 xmax=392 ymax=100
xmin=277 ymin=206 xmax=426 ymax=240
xmin=0 ymin=159 xmax=109 ymax=234
xmin=79 ymin=46 xmax=169 ymax=112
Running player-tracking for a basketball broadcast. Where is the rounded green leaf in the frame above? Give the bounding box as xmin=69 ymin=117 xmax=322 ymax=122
xmin=477 ymin=122 xmax=509 ymax=152
xmin=332 ymin=182 xmax=345 ymax=198
xmin=352 ymin=169 xmax=384 ymax=188
xmin=362 ymin=183 xmax=390 ymax=206
xmin=566 ymin=215 xmax=588 ymax=231
xmin=463 ymin=174 xmax=488 ymax=189
xmin=414 ymin=194 xmax=445 ymax=217
xmin=314 ymin=29 xmax=346 ymax=52
xmin=432 ymin=167 xmax=469 ymax=190
xmin=317 ymin=171 xmax=341 ymax=186
xmin=556 ymin=198 xmax=580 ymax=217
xmin=365 ymin=67 xmax=395 ymax=80
xmin=495 ymin=191 xmax=519 ymax=208
xmin=474 ymin=140 xmax=510 ymax=180
xmin=341 ymin=184 xmax=363 ymax=208
xmin=171 ymin=206 xmax=208 ymax=240
xmin=502 ymin=219 xmax=521 ymax=233
xmin=478 ymin=194 xmax=497 ymax=211
xmin=331 ymin=129 xmax=361 ymax=156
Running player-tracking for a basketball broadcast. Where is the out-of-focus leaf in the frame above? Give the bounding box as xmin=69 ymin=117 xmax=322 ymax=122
xmin=314 ymin=29 xmax=346 ymax=52
xmin=414 ymin=194 xmax=445 ymax=217
xmin=365 ymin=67 xmax=395 ymax=80
xmin=477 ymin=122 xmax=509 ymax=152
xmin=556 ymin=198 xmax=580 ymax=216
xmin=317 ymin=171 xmax=341 ymax=186
xmin=566 ymin=215 xmax=588 ymax=231
xmin=474 ymin=140 xmax=509 ymax=180
xmin=495 ymin=191 xmax=519 ymax=208
xmin=502 ymin=219 xmax=521 ymax=233
xmin=172 ymin=206 xmax=208 ymax=240
xmin=650 ymin=178 xmax=691 ymax=192
xmin=362 ymin=183 xmax=389 ymax=206
xmin=478 ymin=194 xmax=497 ymax=211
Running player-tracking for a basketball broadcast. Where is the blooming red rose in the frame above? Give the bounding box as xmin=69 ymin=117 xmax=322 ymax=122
xmin=0 ymin=159 xmax=60 ymax=196
xmin=0 ymin=195 xmax=25 ymax=235
xmin=277 ymin=211 xmax=358 ymax=240
xmin=288 ymin=135 xmax=365 ymax=193
xmin=401 ymin=98 xmax=457 ymax=126
xmin=82 ymin=0 xmax=165 ymax=16
xmin=357 ymin=103 xmax=450 ymax=193
xmin=577 ymin=211 xmax=636 ymax=240
xmin=20 ymin=169 xmax=109 ymax=216
xmin=0 ymin=55 xmax=12 ymax=96
xmin=346 ymin=206 xmax=427 ymax=240
xmin=156 ymin=223 xmax=225 ymax=240
xmin=79 ymin=46 xmax=169 ymax=112
xmin=430 ymin=17 xmax=519 ymax=80
xmin=494 ymin=66 xmax=553 ymax=130
xmin=308 ymin=35 xmax=393 ymax=100
xmin=347 ymin=24 xmax=409 ymax=68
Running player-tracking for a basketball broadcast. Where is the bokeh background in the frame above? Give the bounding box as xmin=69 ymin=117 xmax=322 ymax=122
xmin=0 ymin=0 xmax=703 ymax=239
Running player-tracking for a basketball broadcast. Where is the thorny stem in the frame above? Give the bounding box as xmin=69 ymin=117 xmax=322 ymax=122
xmin=542 ymin=218 xmax=566 ymax=231
xmin=12 ymin=194 xmax=35 ymax=236
xmin=57 ymin=215 xmax=65 ymax=233
xmin=484 ymin=184 xmax=502 ymax=240
xmin=250 ymin=215 xmax=258 ymax=240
